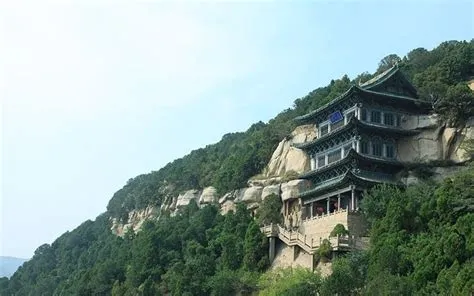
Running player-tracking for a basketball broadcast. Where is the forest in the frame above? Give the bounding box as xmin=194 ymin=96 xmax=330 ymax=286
xmin=0 ymin=40 xmax=473 ymax=295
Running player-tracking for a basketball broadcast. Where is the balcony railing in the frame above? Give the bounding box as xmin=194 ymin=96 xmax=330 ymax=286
xmin=261 ymin=223 xmax=369 ymax=254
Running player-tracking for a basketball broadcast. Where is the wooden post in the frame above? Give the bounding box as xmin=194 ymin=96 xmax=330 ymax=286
xmin=310 ymin=202 xmax=313 ymax=218
xmin=351 ymin=187 xmax=355 ymax=211
xmin=326 ymin=197 xmax=330 ymax=214
xmin=337 ymin=194 xmax=341 ymax=212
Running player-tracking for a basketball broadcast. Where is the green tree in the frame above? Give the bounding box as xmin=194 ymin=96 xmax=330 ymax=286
xmin=256 ymin=194 xmax=283 ymax=226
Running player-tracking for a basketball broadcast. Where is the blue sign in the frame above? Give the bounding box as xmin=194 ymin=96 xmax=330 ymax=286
xmin=329 ymin=111 xmax=343 ymax=123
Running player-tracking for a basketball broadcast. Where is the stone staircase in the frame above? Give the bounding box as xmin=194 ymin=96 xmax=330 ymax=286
xmin=261 ymin=223 xmax=369 ymax=255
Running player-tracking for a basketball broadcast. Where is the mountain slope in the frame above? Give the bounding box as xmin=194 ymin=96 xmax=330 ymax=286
xmin=0 ymin=40 xmax=473 ymax=295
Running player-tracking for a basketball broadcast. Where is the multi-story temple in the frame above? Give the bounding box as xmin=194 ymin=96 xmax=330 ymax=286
xmin=263 ymin=65 xmax=432 ymax=264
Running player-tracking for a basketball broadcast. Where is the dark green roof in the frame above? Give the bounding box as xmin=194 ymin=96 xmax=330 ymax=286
xmin=294 ymin=65 xmax=427 ymax=123
xmin=297 ymin=169 xmax=401 ymax=199
xmin=298 ymin=149 xmax=404 ymax=180
xmin=359 ymin=65 xmax=399 ymax=89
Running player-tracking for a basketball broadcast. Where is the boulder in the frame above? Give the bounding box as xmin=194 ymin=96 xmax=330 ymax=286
xmin=262 ymin=184 xmax=280 ymax=200
xmin=281 ymin=179 xmax=310 ymax=201
xmin=291 ymin=124 xmax=317 ymax=144
xmin=266 ymin=140 xmax=310 ymax=177
xmin=199 ymin=186 xmax=218 ymax=204
xmin=219 ymin=190 xmax=238 ymax=204
xmin=221 ymin=200 xmax=236 ymax=215
xmin=176 ymin=189 xmax=200 ymax=208
xmin=240 ymin=187 xmax=263 ymax=203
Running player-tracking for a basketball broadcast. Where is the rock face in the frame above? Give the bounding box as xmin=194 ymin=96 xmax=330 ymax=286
xmin=199 ymin=186 xmax=218 ymax=205
xmin=262 ymin=185 xmax=281 ymax=200
xmin=265 ymin=125 xmax=316 ymax=177
xmin=281 ymin=180 xmax=310 ymax=202
xmin=176 ymin=190 xmax=200 ymax=208
xmin=397 ymin=115 xmax=474 ymax=163
xmin=111 ymin=206 xmax=157 ymax=236
xmin=240 ymin=187 xmax=263 ymax=203
xmin=221 ymin=200 xmax=236 ymax=215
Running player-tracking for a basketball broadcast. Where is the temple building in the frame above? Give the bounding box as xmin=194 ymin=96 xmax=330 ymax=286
xmin=263 ymin=65 xmax=433 ymax=264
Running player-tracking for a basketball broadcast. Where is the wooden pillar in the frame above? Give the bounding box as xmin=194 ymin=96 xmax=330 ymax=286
xmin=310 ymin=202 xmax=313 ymax=218
xmin=337 ymin=194 xmax=341 ymax=212
xmin=351 ymin=187 xmax=355 ymax=211
xmin=326 ymin=197 xmax=330 ymax=214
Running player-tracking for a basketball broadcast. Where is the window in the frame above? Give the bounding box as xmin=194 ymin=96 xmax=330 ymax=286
xmin=361 ymin=141 xmax=369 ymax=154
xmin=317 ymin=156 xmax=326 ymax=168
xmin=320 ymin=124 xmax=329 ymax=136
xmin=384 ymin=113 xmax=394 ymax=126
xmin=372 ymin=141 xmax=382 ymax=157
xmin=327 ymin=149 xmax=342 ymax=164
xmin=396 ymin=115 xmax=402 ymax=127
xmin=344 ymin=143 xmax=353 ymax=156
xmin=371 ymin=110 xmax=381 ymax=123
xmin=346 ymin=110 xmax=356 ymax=122
xmin=361 ymin=109 xmax=367 ymax=121
xmin=386 ymin=144 xmax=395 ymax=158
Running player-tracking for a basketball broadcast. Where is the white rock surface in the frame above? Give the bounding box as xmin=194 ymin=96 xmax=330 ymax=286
xmin=262 ymin=184 xmax=281 ymax=200
xmin=291 ymin=124 xmax=317 ymax=144
xmin=111 ymin=206 xmax=157 ymax=237
xmin=199 ymin=186 xmax=218 ymax=204
xmin=281 ymin=180 xmax=310 ymax=201
xmin=240 ymin=187 xmax=263 ymax=203
xmin=264 ymin=125 xmax=316 ymax=178
xmin=176 ymin=189 xmax=200 ymax=208
xmin=221 ymin=200 xmax=236 ymax=215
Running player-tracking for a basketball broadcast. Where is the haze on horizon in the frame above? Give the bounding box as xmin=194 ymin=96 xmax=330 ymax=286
xmin=1 ymin=1 xmax=473 ymax=259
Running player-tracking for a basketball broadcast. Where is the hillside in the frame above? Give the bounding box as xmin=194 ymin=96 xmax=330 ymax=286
xmin=0 ymin=40 xmax=473 ymax=295
xmin=0 ymin=257 xmax=28 ymax=278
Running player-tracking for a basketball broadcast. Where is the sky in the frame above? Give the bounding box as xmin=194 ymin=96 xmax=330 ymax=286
xmin=1 ymin=0 xmax=473 ymax=259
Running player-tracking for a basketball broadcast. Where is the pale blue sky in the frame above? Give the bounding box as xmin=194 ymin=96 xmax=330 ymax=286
xmin=1 ymin=1 xmax=473 ymax=258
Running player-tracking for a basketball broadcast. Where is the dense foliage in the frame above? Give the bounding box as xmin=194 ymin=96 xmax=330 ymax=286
xmin=1 ymin=203 xmax=268 ymax=295
xmin=1 ymin=40 xmax=473 ymax=295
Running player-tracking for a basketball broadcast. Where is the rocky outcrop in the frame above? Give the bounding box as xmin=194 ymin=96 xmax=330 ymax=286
xmin=281 ymin=180 xmax=310 ymax=202
xmin=111 ymin=206 xmax=158 ymax=236
xmin=176 ymin=189 xmax=200 ymax=208
xmin=264 ymin=125 xmax=316 ymax=178
xmin=199 ymin=186 xmax=218 ymax=205
xmin=262 ymin=185 xmax=280 ymax=200
xmin=239 ymin=187 xmax=263 ymax=203
xmin=221 ymin=200 xmax=236 ymax=215
xmin=397 ymin=115 xmax=474 ymax=163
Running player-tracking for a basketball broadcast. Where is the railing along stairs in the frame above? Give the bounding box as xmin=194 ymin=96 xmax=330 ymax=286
xmin=261 ymin=223 xmax=368 ymax=254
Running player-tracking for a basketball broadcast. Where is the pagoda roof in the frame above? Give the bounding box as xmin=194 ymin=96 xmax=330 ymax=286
xmin=298 ymin=149 xmax=404 ymax=180
xmin=294 ymin=66 xmax=428 ymax=123
xmin=297 ymin=169 xmax=401 ymax=199
xmin=358 ymin=64 xmax=417 ymax=94
xmin=294 ymin=117 xmax=419 ymax=151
